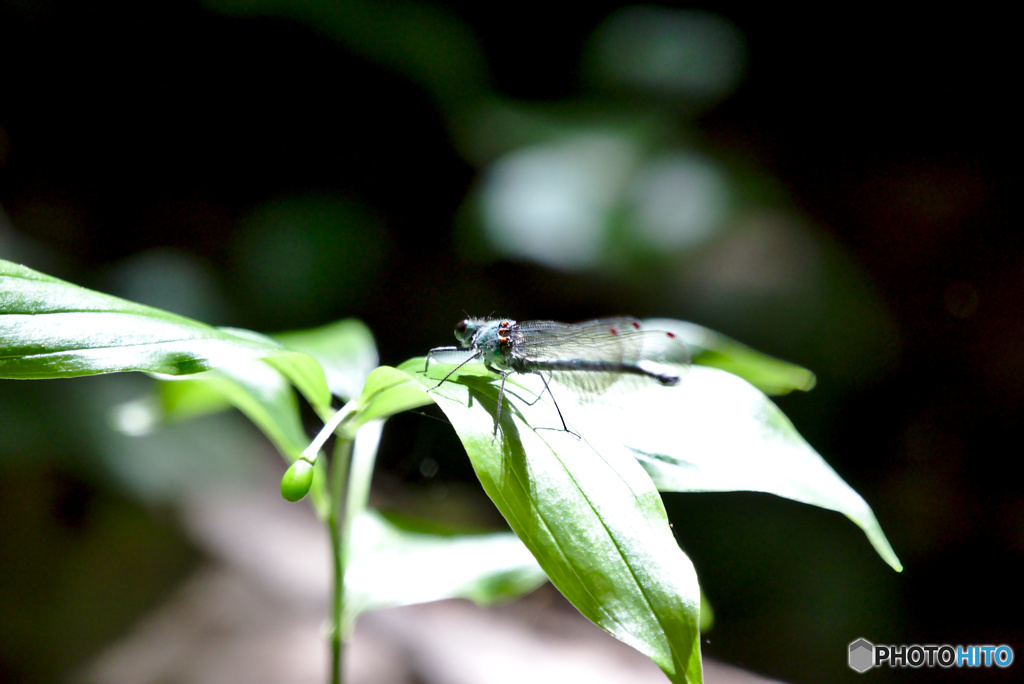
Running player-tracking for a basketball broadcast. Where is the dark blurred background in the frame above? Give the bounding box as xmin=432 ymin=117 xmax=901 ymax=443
xmin=1 ymin=1 xmax=1019 ymax=682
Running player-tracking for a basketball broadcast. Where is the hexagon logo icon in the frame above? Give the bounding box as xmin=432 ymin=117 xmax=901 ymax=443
xmin=849 ymin=638 xmax=875 ymax=673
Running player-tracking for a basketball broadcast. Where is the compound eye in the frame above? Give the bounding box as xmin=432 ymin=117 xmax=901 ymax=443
xmin=454 ymin=319 xmax=471 ymax=344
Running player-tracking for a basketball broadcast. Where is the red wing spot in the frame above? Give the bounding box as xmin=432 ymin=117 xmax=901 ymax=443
xmin=609 ymin=327 xmax=619 ymax=335
xmin=632 ymin=322 xmax=641 ymax=329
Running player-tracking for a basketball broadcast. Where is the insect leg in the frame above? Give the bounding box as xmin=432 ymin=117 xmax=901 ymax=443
xmin=534 ymin=372 xmax=579 ymax=438
xmin=426 ymin=348 xmax=483 ymax=391
xmin=493 ymin=370 xmax=509 ymax=437
xmin=423 ymin=345 xmax=459 ymax=373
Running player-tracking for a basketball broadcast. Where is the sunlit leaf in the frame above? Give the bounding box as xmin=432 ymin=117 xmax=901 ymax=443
xmin=344 ymin=510 xmax=548 ymax=623
xmin=152 ymin=376 xmax=233 ymax=421
xmin=161 ymin=363 xmax=308 ymax=457
xmin=113 ymin=361 xmax=331 ymax=517
xmin=385 ymin=317 xmax=903 ymax=677
xmin=397 ymin=358 xmax=704 ymax=684
xmin=347 ymin=365 xmax=433 ymax=433
xmin=275 ymin=318 xmax=378 ymax=400
xmin=616 ymin=365 xmax=902 ymax=571
xmin=0 ymin=259 xmax=330 ymax=411
xmin=646 ymin=318 xmax=816 ymax=395
xmin=407 ymin=342 xmax=898 ymax=572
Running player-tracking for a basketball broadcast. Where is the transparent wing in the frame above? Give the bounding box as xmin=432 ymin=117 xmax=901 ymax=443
xmin=514 ymin=318 xmax=642 ymax=364
xmin=512 ymin=318 xmax=690 ymax=395
xmin=516 ymin=318 xmax=689 ymax=366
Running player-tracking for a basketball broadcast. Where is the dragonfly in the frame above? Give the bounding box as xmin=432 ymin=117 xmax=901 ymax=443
xmin=423 ymin=317 xmax=690 ymax=436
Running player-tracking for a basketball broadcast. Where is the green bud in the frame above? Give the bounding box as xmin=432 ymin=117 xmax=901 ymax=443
xmin=280 ymin=459 xmax=314 ymax=502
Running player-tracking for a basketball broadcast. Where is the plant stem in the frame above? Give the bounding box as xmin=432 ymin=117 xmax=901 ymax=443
xmin=328 ymin=435 xmax=354 ymax=684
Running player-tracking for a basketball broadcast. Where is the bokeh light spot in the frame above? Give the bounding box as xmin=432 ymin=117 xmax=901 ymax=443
xmin=626 ymin=153 xmax=728 ymax=251
xmin=479 ymin=133 xmax=637 ymax=271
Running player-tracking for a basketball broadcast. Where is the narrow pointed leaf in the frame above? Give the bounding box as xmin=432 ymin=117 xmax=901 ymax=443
xmin=397 ymin=359 xmax=704 ymax=684
xmin=114 ymin=361 xmax=331 ymax=516
xmin=0 ymin=259 xmax=330 ymax=411
xmin=159 ymin=362 xmax=309 ymax=459
xmin=646 ymin=318 xmax=816 ymax=395
xmin=275 ymin=318 xmax=379 ymax=400
xmin=404 ymin=321 xmax=899 ymax=572
xmin=348 ymin=365 xmax=434 ymax=431
xmin=344 ymin=510 xmax=548 ymax=623
xmin=613 ymin=365 xmax=902 ymax=571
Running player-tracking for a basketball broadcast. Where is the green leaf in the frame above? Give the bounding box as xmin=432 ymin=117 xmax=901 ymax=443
xmin=275 ymin=318 xmax=378 ymax=400
xmin=153 ymin=317 xmax=379 ymax=423
xmin=152 ymin=375 xmax=234 ymax=421
xmin=344 ymin=510 xmax=548 ymax=623
xmin=646 ymin=318 xmax=816 ymax=395
xmin=113 ymin=360 xmax=331 ymax=517
xmin=412 ymin=316 xmax=897 ymax=571
xmin=174 ymin=364 xmax=308 ymax=455
xmin=397 ymin=358 xmax=704 ymax=684
xmin=347 ymin=365 xmax=434 ymax=432
xmin=619 ymin=365 xmax=902 ymax=572
xmin=389 ymin=319 xmax=902 ymax=678
xmin=0 ymin=259 xmax=330 ymax=411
